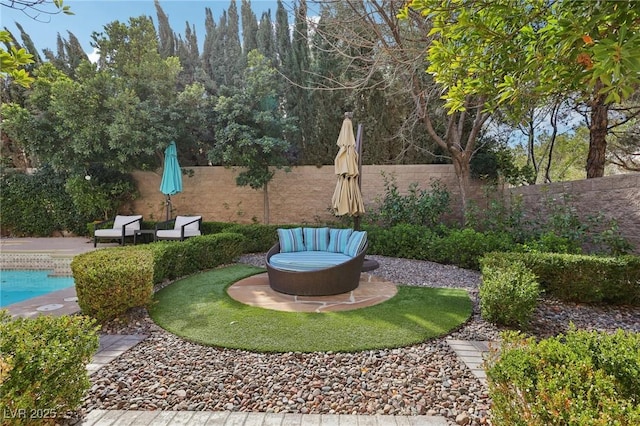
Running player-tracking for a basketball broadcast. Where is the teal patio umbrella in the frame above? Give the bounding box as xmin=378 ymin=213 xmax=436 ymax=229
xmin=159 ymin=141 xmax=183 ymax=220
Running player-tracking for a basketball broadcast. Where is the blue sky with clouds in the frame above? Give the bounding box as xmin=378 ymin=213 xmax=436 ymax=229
xmin=2 ymin=0 xmax=286 ymax=58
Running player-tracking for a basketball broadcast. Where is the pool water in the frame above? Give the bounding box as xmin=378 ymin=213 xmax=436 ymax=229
xmin=0 ymin=270 xmax=75 ymax=308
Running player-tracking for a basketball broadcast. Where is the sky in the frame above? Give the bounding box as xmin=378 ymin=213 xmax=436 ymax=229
xmin=1 ymin=0 xmax=287 ymax=59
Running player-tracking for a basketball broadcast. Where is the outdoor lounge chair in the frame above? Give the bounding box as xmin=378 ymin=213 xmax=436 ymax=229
xmin=155 ymin=215 xmax=202 ymax=241
xmin=265 ymin=227 xmax=368 ymax=296
xmin=93 ymin=215 xmax=143 ymax=247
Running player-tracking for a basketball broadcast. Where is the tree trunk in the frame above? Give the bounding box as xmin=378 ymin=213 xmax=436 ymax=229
xmin=263 ymin=183 xmax=270 ymax=224
xmin=587 ymin=90 xmax=609 ymax=178
xmin=451 ymin=149 xmax=471 ymax=225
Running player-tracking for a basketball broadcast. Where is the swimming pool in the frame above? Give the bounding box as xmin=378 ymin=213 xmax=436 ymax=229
xmin=0 ymin=270 xmax=74 ymax=307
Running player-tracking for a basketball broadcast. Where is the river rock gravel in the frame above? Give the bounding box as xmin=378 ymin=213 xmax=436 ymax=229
xmin=81 ymin=254 xmax=640 ymax=426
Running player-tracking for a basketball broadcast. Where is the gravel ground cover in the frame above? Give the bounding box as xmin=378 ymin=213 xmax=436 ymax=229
xmin=83 ymin=254 xmax=640 ymax=426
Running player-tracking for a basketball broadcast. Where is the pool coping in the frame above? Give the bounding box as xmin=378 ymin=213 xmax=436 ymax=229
xmin=2 ymin=286 xmax=81 ymax=318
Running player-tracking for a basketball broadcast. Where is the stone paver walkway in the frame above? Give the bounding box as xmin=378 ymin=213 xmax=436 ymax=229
xmin=446 ymin=340 xmax=492 ymax=383
xmin=87 ymin=334 xmax=149 ymax=375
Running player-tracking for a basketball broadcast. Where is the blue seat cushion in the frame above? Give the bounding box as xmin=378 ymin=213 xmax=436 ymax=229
xmin=303 ymin=227 xmax=330 ymax=251
xmin=269 ymin=251 xmax=352 ymax=272
xmin=327 ymin=228 xmax=353 ymax=253
xmin=344 ymin=231 xmax=367 ymax=257
xmin=277 ymin=227 xmax=305 ymax=252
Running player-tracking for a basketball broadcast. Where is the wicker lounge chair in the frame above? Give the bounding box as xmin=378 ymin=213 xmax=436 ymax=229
xmin=265 ymin=227 xmax=368 ymax=296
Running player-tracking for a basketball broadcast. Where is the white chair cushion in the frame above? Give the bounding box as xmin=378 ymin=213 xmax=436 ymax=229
xmin=113 ymin=215 xmax=142 ymax=230
xmin=94 ymin=229 xmax=136 ymax=237
xmin=156 ymin=229 xmax=201 ymax=239
xmin=174 ymin=215 xmax=201 ymax=230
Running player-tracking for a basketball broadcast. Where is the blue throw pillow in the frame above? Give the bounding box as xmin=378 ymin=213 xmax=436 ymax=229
xmin=328 ymin=228 xmax=353 ymax=253
xmin=277 ymin=228 xmax=305 ymax=252
xmin=344 ymin=231 xmax=367 ymax=257
xmin=303 ymin=227 xmax=330 ymax=251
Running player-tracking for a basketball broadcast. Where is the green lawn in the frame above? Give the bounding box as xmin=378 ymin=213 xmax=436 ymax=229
xmin=149 ymin=264 xmax=472 ymax=353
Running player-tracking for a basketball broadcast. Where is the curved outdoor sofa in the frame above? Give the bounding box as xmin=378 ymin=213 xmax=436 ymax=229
xmin=265 ymin=227 xmax=368 ymax=296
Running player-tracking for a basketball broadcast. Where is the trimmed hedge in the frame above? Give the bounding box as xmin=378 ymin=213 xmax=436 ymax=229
xmin=488 ymin=329 xmax=640 ymax=425
xmin=71 ymin=247 xmax=155 ymax=322
xmin=364 ymin=224 xmax=516 ymax=269
xmin=71 ymin=232 xmax=246 ymax=321
xmin=0 ymin=311 xmax=99 ymax=425
xmin=481 ymin=252 xmax=640 ymax=304
xmin=480 ymin=259 xmax=541 ymax=327
xmin=224 ymin=223 xmax=280 ymax=253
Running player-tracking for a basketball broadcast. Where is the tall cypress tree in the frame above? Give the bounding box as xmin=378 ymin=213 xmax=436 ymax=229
xmin=241 ymin=0 xmax=258 ymax=56
xmin=176 ymin=23 xmax=200 ymax=88
xmin=155 ymin=0 xmax=176 ymax=58
xmin=225 ymin=0 xmax=243 ymax=87
xmin=64 ymin=32 xmax=89 ymax=77
xmin=256 ymin=11 xmax=276 ymax=65
xmin=14 ymin=22 xmax=42 ymax=64
xmin=308 ymin=8 xmax=346 ymax=166
xmin=44 ymin=31 xmax=89 ymax=78
xmin=286 ymin=0 xmax=313 ymax=163
xmin=201 ymin=8 xmax=218 ymax=93
xmin=211 ymin=11 xmax=228 ymax=88
xmin=275 ymin=0 xmax=291 ymax=70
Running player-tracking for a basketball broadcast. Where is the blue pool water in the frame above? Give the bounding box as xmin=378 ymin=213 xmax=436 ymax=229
xmin=0 ymin=270 xmax=74 ymax=307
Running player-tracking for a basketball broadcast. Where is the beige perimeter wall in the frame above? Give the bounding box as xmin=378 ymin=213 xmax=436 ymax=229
xmin=129 ymin=166 xmax=639 ymax=254
xmin=129 ymin=164 xmax=462 ymax=224
xmin=508 ymin=173 xmax=640 ymax=254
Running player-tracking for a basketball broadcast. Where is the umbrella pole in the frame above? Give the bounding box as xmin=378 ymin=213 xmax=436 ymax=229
xmin=165 ymin=195 xmax=172 ymax=221
xmin=354 ymin=123 xmax=364 ymax=231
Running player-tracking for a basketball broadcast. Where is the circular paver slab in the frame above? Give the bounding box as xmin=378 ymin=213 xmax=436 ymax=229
xmin=227 ymin=273 xmax=397 ymax=313
xmin=36 ymin=303 xmax=64 ymax=311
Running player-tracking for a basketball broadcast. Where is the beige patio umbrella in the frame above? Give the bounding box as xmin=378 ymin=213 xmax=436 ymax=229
xmin=332 ymin=113 xmax=365 ymax=218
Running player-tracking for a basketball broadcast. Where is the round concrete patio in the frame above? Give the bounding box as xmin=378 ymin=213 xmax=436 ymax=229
xmin=227 ymin=272 xmax=397 ymax=313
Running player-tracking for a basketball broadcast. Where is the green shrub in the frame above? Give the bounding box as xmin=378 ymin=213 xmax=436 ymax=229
xmin=430 ymin=229 xmax=516 ymax=270
xmin=183 ymin=232 xmax=246 ymax=269
xmin=487 ymin=329 xmax=640 ymax=425
xmin=71 ymin=233 xmax=246 ymax=321
xmin=465 ymin=186 xmax=529 ymax=242
xmin=0 ymin=311 xmax=99 ymax=425
xmin=146 ymin=241 xmax=193 ymax=282
xmin=466 ymin=187 xmax=634 ymax=255
xmin=519 ymin=231 xmax=583 ymax=254
xmin=479 ymin=259 xmax=540 ymax=327
xmin=200 ymin=221 xmax=236 ymax=235
xmin=224 ymin=223 xmax=279 ymax=253
xmin=0 ymin=166 xmax=83 ymax=236
xmin=65 ymin=164 xmax=137 ymax=223
xmin=366 ymin=173 xmax=451 ymax=227
xmin=364 ymin=223 xmax=439 ymax=260
xmin=481 ymin=252 xmax=640 ymax=304
xmin=71 ymin=247 xmax=155 ymax=322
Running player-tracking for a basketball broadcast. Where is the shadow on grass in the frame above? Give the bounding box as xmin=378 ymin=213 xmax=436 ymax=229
xmin=149 ymin=264 xmax=472 ymax=353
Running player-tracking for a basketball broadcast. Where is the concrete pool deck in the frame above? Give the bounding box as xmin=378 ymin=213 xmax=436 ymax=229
xmin=1 ymin=237 xmax=116 ymax=318
xmin=0 ymin=236 xmax=117 ymax=255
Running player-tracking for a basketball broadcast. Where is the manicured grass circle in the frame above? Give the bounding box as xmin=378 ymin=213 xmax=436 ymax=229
xmin=149 ymin=265 xmax=472 ymax=353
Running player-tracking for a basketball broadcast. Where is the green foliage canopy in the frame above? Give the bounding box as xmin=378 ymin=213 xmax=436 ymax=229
xmin=210 ymin=50 xmax=296 ymax=191
xmin=400 ymin=0 xmax=640 ymax=112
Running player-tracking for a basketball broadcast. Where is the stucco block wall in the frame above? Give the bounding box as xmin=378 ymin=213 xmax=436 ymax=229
xmin=130 ymin=166 xmax=638 ymax=253
xmin=508 ymin=173 xmax=640 ymax=254
xmin=129 ymin=165 xmax=460 ymax=224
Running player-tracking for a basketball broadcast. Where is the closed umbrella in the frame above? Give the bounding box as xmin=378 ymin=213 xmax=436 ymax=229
xmin=331 ymin=114 xmax=365 ymax=218
xmin=159 ymin=141 xmax=183 ymax=220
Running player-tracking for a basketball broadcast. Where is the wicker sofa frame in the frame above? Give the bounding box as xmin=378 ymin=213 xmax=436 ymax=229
xmin=265 ymin=241 xmax=368 ymax=296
